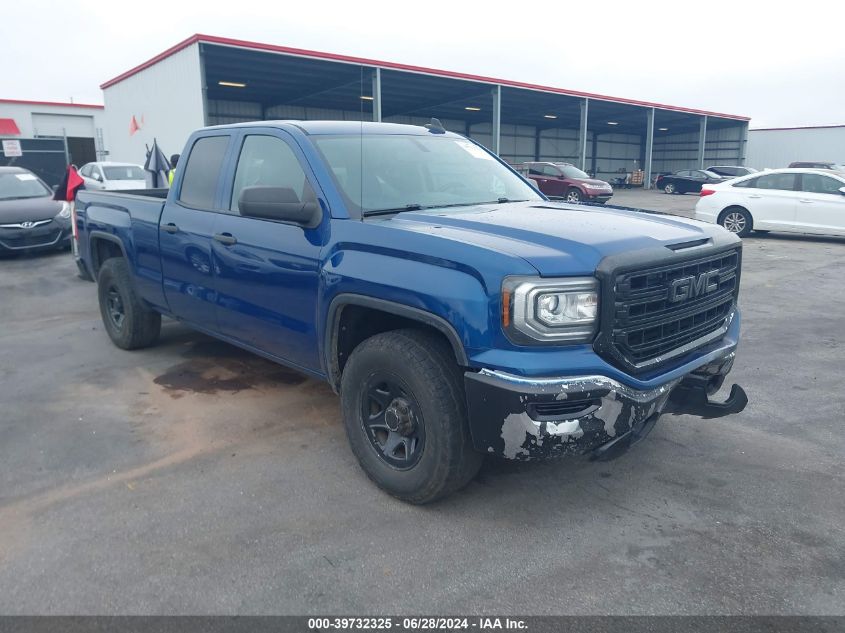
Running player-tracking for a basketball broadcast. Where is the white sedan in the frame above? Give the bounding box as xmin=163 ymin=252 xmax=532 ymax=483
xmin=78 ymin=162 xmax=146 ymax=191
xmin=694 ymin=168 xmax=845 ymax=237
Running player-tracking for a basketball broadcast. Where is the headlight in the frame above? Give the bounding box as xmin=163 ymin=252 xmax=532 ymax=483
xmin=502 ymin=277 xmax=599 ymax=343
xmin=56 ymin=201 xmax=71 ymax=219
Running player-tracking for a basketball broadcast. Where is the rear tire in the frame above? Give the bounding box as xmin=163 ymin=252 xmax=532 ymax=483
xmin=97 ymin=258 xmax=161 ymax=350
xmin=719 ymin=207 xmax=753 ymax=237
xmin=664 ymin=183 xmax=676 ymax=194
xmin=340 ymin=329 xmax=482 ymax=504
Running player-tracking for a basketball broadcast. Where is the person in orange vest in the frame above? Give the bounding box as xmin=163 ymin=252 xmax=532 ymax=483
xmin=168 ymin=154 xmax=180 ymax=186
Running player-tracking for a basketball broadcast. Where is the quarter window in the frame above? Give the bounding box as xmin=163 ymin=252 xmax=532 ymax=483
xmin=800 ymin=173 xmax=843 ymax=195
xmin=750 ymin=173 xmax=797 ymax=191
xmin=230 ymin=135 xmax=314 ymax=213
xmin=178 ymin=136 xmax=230 ymax=209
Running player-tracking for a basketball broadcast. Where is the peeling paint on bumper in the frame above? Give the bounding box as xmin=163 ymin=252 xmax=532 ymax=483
xmin=464 ymin=350 xmax=739 ymax=460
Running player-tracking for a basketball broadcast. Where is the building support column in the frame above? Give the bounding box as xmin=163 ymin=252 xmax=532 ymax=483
xmin=534 ymin=128 xmax=541 ymax=161
xmin=492 ymin=85 xmax=501 ymax=155
xmin=644 ymin=107 xmax=655 ymax=189
xmin=697 ymin=115 xmax=708 ymax=169
xmin=371 ymin=68 xmax=382 ymax=122
xmin=198 ymin=44 xmax=209 ymax=127
xmin=578 ymin=98 xmax=589 ymax=171
xmin=738 ymin=121 xmax=748 ymax=166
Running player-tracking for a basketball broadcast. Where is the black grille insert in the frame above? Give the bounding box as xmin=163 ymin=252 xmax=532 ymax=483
xmin=605 ymin=248 xmax=739 ymax=370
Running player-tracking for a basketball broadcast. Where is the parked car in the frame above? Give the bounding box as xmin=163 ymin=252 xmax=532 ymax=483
xmin=656 ymin=169 xmax=728 ymax=194
xmin=514 ymin=162 xmax=613 ymax=203
xmin=0 ymin=167 xmax=72 ymax=255
xmin=79 ymin=162 xmax=146 ymax=190
xmin=695 ymin=168 xmax=845 ymax=237
xmin=74 ymin=120 xmax=747 ymax=503
xmin=706 ymin=165 xmax=758 ymax=178
xmin=788 ymin=161 xmax=845 ymax=171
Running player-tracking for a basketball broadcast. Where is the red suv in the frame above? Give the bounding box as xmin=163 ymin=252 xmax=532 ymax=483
xmin=515 ymin=162 xmax=613 ymax=203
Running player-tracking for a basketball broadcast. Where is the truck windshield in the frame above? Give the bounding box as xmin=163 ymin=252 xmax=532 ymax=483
xmin=312 ymin=134 xmax=542 ymax=216
xmin=0 ymin=172 xmax=51 ymax=200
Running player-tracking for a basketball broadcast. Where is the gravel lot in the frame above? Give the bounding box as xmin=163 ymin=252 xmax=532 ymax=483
xmin=1 ymin=198 xmax=843 ymax=614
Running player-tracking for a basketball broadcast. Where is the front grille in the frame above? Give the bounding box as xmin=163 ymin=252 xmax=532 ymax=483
xmin=0 ymin=227 xmax=62 ymax=249
xmin=603 ymin=248 xmax=740 ymax=371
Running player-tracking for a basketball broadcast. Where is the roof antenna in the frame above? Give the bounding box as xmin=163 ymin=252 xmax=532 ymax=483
xmin=424 ymin=117 xmax=446 ymax=134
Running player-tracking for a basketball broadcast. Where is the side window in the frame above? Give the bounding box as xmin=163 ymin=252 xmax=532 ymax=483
xmin=178 ymin=135 xmax=230 ymax=209
xmin=676 ymin=170 xmax=691 ymax=178
xmin=230 ymin=135 xmax=314 ymax=213
xmin=542 ymin=165 xmax=560 ymax=177
xmin=80 ymin=164 xmax=91 ymax=177
xmin=755 ymin=173 xmax=797 ymax=191
xmin=801 ymin=174 xmax=843 ymax=195
xmin=732 ymin=177 xmax=757 ymax=188
xmin=527 ymin=164 xmax=543 ymax=176
xmin=691 ymin=171 xmax=706 ymax=180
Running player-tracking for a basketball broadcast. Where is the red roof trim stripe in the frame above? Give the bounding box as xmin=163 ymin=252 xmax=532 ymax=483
xmin=0 ymin=98 xmax=104 ymax=109
xmin=101 ymin=34 xmax=750 ymax=121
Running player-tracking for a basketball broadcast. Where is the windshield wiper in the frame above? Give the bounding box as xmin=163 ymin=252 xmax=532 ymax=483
xmin=363 ymin=203 xmax=423 ymax=217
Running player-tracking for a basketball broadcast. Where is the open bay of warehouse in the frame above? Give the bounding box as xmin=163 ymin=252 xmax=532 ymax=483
xmin=1 ymin=197 xmax=843 ymax=614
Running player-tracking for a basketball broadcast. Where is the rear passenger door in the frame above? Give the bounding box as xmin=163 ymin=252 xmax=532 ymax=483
xmin=796 ymin=173 xmax=845 ymax=235
xmin=212 ymin=130 xmax=326 ymax=373
xmin=734 ymin=173 xmax=799 ymax=230
xmin=159 ymin=134 xmax=231 ymax=330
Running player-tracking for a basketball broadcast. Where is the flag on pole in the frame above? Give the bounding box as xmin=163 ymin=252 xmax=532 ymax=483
xmin=53 ymin=165 xmax=85 ymax=201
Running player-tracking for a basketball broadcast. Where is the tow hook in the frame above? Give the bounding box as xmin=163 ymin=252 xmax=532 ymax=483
xmin=668 ymin=374 xmax=748 ymax=419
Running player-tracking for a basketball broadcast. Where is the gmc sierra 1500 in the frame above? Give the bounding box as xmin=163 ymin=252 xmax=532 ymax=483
xmin=74 ymin=120 xmax=747 ymax=503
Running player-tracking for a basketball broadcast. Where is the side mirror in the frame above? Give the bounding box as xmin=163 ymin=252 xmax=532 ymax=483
xmin=92 ymin=173 xmax=102 ymax=182
xmin=238 ymin=186 xmax=321 ymax=227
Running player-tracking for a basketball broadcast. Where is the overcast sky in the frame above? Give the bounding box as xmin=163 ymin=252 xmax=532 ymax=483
xmin=3 ymin=0 xmax=844 ymax=128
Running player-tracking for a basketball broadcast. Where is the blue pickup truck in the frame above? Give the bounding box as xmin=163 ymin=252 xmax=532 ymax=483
xmin=74 ymin=120 xmax=747 ymax=503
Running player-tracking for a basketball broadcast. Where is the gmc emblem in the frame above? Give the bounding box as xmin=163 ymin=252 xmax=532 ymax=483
xmin=669 ymin=270 xmax=719 ymax=303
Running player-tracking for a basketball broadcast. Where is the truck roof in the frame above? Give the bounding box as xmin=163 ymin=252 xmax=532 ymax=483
xmin=203 ymin=120 xmax=460 ymax=137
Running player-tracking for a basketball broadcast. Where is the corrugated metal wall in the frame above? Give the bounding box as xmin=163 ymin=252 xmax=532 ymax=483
xmin=652 ymin=126 xmax=743 ymax=173
xmin=102 ymin=43 xmax=204 ymax=164
xmin=746 ymin=127 xmax=845 ymax=170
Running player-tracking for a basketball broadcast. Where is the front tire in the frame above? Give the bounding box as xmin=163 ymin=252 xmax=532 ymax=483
xmin=97 ymin=258 xmax=161 ymax=350
xmin=340 ymin=329 xmax=482 ymax=504
xmin=565 ymin=188 xmax=582 ymax=203
xmin=719 ymin=207 xmax=753 ymax=237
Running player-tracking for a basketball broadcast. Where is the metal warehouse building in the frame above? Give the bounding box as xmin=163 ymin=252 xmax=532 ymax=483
xmin=746 ymin=125 xmax=845 ymax=170
xmin=100 ymin=34 xmax=750 ymax=187
xmin=0 ymin=99 xmax=105 ymax=185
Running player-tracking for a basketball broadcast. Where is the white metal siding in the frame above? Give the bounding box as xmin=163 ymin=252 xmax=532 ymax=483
xmin=746 ymin=127 xmax=845 ymax=170
xmin=0 ymin=102 xmax=102 ymax=138
xmin=101 ymin=43 xmax=204 ymax=163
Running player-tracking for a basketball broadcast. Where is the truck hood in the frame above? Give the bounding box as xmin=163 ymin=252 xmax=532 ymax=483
xmin=387 ymin=201 xmax=729 ymax=276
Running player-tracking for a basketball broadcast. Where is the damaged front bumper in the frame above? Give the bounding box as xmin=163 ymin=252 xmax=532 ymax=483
xmin=464 ymin=351 xmax=746 ymax=461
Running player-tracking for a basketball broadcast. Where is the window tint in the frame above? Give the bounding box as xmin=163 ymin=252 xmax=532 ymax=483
xmin=178 ymin=135 xmax=230 ymax=209
xmin=801 ymin=173 xmax=843 ymax=195
xmin=541 ymin=165 xmax=560 ymax=177
xmin=676 ymin=170 xmax=691 ymax=177
xmin=754 ymin=173 xmax=797 ymax=191
xmin=691 ymin=171 xmax=707 ymax=180
xmin=230 ymin=135 xmax=313 ymax=212
xmin=732 ymin=177 xmax=756 ymax=188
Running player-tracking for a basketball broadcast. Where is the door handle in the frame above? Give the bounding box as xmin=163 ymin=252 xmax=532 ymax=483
xmin=161 ymin=223 xmax=179 ymax=233
xmin=213 ymin=232 xmax=237 ymax=245
xmin=799 ymin=199 xmax=813 ymax=203
xmin=748 ymin=195 xmax=762 ymax=199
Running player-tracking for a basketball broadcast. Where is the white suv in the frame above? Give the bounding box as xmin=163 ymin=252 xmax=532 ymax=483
xmin=694 ymin=168 xmax=845 ymax=237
